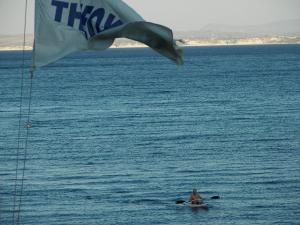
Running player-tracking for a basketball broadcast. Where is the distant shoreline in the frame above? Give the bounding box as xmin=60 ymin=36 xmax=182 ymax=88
xmin=0 ymin=42 xmax=299 ymax=52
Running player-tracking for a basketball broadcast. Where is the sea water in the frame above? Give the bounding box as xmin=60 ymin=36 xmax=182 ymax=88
xmin=0 ymin=45 xmax=300 ymax=225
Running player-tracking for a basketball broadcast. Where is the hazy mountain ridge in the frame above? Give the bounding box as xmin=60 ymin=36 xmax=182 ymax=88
xmin=176 ymin=19 xmax=300 ymax=39
xmin=1 ymin=19 xmax=299 ymax=50
xmin=0 ymin=34 xmax=34 ymax=51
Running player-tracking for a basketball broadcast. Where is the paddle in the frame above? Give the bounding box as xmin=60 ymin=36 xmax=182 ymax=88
xmin=176 ymin=195 xmax=220 ymax=204
xmin=176 ymin=200 xmax=203 ymax=204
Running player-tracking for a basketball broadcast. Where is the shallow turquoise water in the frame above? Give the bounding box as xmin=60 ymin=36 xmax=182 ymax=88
xmin=0 ymin=45 xmax=300 ymax=225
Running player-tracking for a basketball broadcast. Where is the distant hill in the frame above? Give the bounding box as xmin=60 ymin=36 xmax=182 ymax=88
xmin=176 ymin=19 xmax=300 ymax=39
xmin=1 ymin=19 xmax=300 ymax=50
xmin=0 ymin=35 xmax=33 ymax=51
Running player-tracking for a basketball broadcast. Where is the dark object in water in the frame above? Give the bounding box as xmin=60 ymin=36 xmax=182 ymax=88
xmin=211 ymin=195 xmax=220 ymax=199
xmin=176 ymin=200 xmax=186 ymax=204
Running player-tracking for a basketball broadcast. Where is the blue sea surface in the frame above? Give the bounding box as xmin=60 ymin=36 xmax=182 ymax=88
xmin=0 ymin=45 xmax=300 ymax=225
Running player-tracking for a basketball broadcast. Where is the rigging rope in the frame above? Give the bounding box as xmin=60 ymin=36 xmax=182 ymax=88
xmin=11 ymin=0 xmax=34 ymax=224
xmin=16 ymin=71 xmax=34 ymax=225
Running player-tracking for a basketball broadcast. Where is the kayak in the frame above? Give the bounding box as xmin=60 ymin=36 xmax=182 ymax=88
xmin=175 ymin=200 xmax=209 ymax=209
xmin=188 ymin=203 xmax=209 ymax=209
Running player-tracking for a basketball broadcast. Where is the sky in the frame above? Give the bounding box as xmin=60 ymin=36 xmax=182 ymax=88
xmin=0 ymin=0 xmax=299 ymax=35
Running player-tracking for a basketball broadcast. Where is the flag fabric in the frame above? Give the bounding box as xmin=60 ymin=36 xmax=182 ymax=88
xmin=34 ymin=0 xmax=183 ymax=68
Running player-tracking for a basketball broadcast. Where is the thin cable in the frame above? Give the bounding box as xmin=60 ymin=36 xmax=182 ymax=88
xmin=16 ymin=71 xmax=34 ymax=225
xmin=12 ymin=0 xmax=28 ymax=224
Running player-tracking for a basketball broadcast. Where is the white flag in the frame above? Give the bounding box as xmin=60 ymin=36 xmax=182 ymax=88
xmin=34 ymin=0 xmax=183 ymax=68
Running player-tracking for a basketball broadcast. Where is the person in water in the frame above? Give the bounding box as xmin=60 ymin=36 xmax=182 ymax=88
xmin=189 ymin=189 xmax=203 ymax=204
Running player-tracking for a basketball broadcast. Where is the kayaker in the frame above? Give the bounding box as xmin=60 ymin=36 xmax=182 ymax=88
xmin=189 ymin=189 xmax=203 ymax=204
